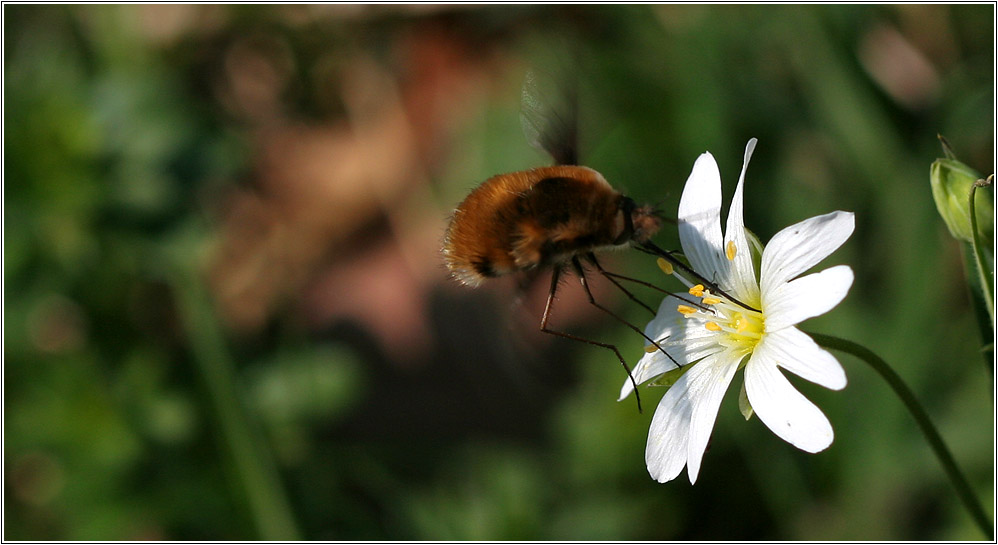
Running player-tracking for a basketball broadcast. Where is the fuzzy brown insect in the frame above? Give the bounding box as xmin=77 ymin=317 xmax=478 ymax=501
xmin=440 ymin=68 xmax=693 ymax=412
xmin=443 ymin=162 xmax=672 ymax=412
xmin=443 ymin=166 xmax=662 ymax=286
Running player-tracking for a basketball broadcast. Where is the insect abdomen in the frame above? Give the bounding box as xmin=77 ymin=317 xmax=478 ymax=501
xmin=443 ymin=166 xmax=623 ymax=286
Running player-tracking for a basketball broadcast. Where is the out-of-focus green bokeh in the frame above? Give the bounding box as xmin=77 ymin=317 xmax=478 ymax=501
xmin=4 ymin=4 xmax=993 ymax=540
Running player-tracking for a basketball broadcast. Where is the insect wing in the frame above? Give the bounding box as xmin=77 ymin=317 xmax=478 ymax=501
xmin=520 ymin=68 xmax=579 ymax=167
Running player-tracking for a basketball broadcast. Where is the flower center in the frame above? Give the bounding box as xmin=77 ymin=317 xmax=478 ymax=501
xmin=678 ymin=284 xmax=765 ymax=356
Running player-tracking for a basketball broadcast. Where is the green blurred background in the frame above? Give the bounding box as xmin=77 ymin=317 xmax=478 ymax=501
xmin=4 ymin=4 xmax=994 ymax=540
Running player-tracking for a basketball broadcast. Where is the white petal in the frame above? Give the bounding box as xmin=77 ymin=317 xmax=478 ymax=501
xmin=744 ymin=349 xmax=835 ymax=453
xmin=620 ymin=350 xmax=673 ymax=401
xmin=619 ymin=299 xmax=721 ymax=401
xmin=644 ymin=351 xmax=738 ymax=483
xmin=760 ymin=211 xmax=855 ymax=293
xmin=645 ymin=370 xmax=694 ymax=483
xmin=758 ymin=327 xmax=847 ymax=390
xmin=621 ymin=340 xmax=725 ymax=401
xmin=643 ymin=295 xmax=688 ymax=343
xmin=649 ymin=297 xmax=727 ymax=363
xmin=678 ymin=152 xmax=725 ymax=281
xmin=723 ymin=138 xmax=761 ymax=303
xmin=763 ymin=265 xmax=854 ymax=331
xmin=684 ymin=352 xmax=741 ymax=483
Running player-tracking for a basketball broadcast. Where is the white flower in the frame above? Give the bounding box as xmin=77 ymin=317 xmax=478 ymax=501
xmin=621 ymin=138 xmax=855 ymax=484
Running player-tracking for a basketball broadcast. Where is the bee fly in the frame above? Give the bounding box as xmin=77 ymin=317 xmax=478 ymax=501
xmin=442 ymin=69 xmax=742 ymax=412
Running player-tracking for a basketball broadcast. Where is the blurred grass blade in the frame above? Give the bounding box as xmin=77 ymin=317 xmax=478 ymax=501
xmin=168 ymin=225 xmax=301 ymax=540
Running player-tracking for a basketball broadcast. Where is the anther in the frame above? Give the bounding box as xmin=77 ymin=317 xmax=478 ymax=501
xmin=644 ymin=343 xmax=660 ymax=353
xmin=677 ymin=305 xmax=697 ymax=316
xmin=705 ymin=321 xmax=722 ymax=332
xmin=656 ymin=258 xmax=674 ymax=275
xmin=726 ymin=240 xmax=737 ymax=261
xmin=688 ymin=284 xmax=705 ymax=297
xmin=702 ymin=296 xmax=721 ymax=305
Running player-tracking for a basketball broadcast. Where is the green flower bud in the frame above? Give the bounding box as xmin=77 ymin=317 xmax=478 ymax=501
xmin=930 ymin=158 xmax=993 ymax=243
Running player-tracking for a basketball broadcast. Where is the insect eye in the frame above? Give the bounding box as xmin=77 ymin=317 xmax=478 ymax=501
xmin=620 ymin=196 xmax=636 ymax=216
xmin=614 ymin=196 xmax=637 ymax=245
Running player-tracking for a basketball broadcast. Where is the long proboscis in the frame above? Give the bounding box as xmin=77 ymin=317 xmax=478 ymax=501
xmin=639 ymin=240 xmax=761 ymax=313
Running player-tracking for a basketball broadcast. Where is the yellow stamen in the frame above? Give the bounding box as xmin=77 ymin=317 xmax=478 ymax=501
xmin=644 ymin=343 xmax=660 ymax=353
xmin=656 ymin=258 xmax=674 ymax=275
xmin=677 ymin=305 xmax=697 ymax=316
xmin=688 ymin=284 xmax=705 ymax=297
xmin=705 ymin=321 xmax=722 ymax=331
xmin=702 ymin=296 xmax=721 ymax=305
xmin=726 ymin=240 xmax=737 ymax=261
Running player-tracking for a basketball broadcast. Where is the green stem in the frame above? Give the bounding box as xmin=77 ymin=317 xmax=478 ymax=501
xmin=171 ymin=250 xmax=301 ymax=540
xmin=810 ymin=332 xmax=992 ymax=539
xmin=968 ymin=179 xmax=994 ymax=330
xmin=962 ymin=242 xmax=994 ymax=374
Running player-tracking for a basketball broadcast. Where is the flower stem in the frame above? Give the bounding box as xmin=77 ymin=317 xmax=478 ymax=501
xmin=810 ymin=332 xmax=993 ymax=539
xmin=968 ymin=177 xmax=994 ymax=330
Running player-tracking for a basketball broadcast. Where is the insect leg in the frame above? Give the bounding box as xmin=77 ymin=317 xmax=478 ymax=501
xmin=594 ymin=265 xmax=706 ymax=310
xmin=571 ymin=257 xmax=678 ymax=369
xmin=640 ymin=240 xmax=760 ymax=313
xmin=584 ymin=253 xmax=656 ymax=316
xmin=539 ymin=266 xmax=643 ymax=413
